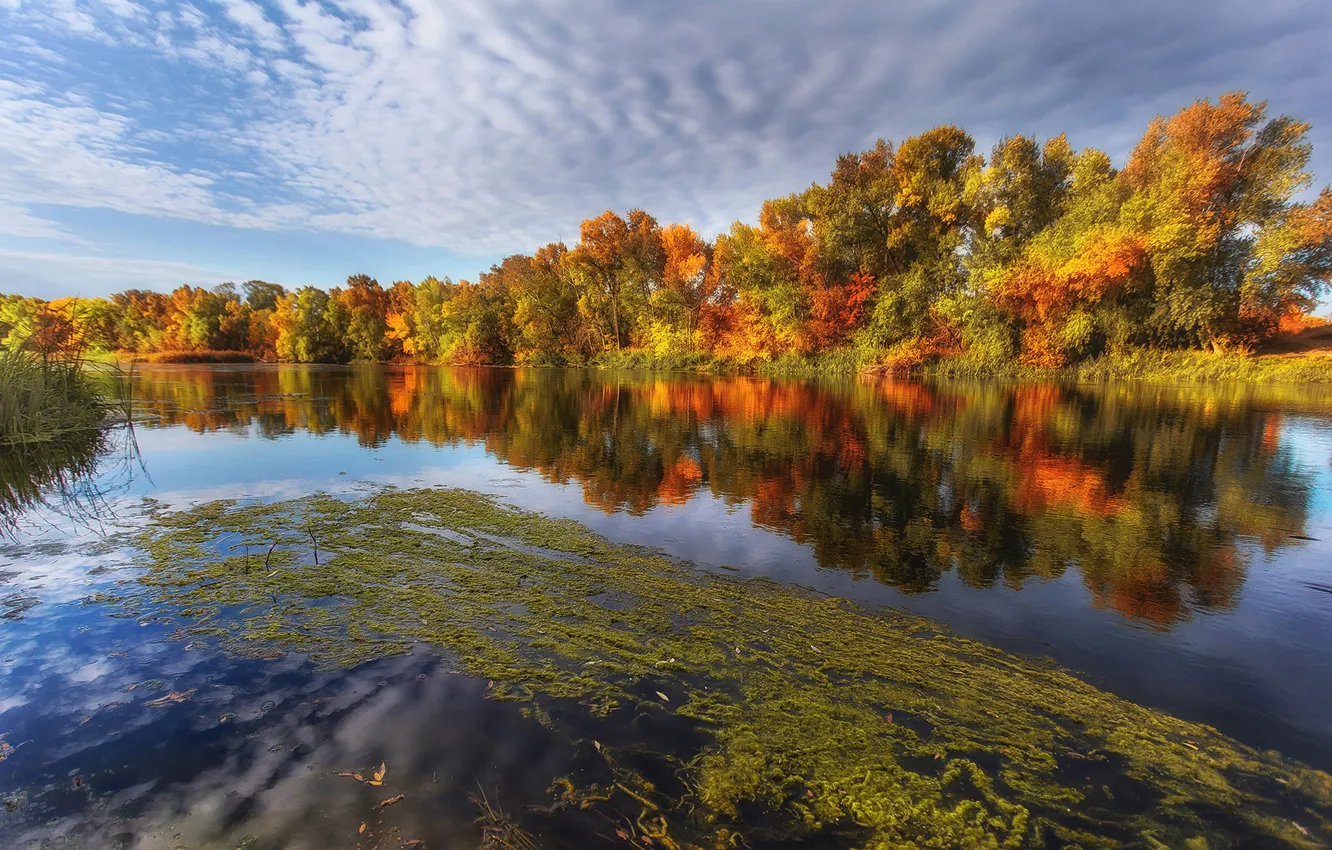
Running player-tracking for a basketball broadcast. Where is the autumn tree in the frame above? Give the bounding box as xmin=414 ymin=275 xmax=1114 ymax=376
xmin=109 ymin=289 xmax=172 ymax=353
xmin=1122 ymin=92 xmax=1330 ymax=349
xmin=273 ymin=286 xmax=347 ymax=363
xmin=333 ymin=274 xmax=390 ymax=361
xmin=492 ymin=247 xmax=592 ymax=365
xmin=648 ymin=223 xmax=714 ymax=350
xmin=861 ymin=126 xmax=978 ymax=352
xmin=569 ymin=210 xmax=664 ymax=351
xmin=988 ymin=148 xmax=1146 ymax=365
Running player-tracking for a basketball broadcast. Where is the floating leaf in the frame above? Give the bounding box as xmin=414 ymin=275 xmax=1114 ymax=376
xmin=144 ymin=689 xmax=195 ymax=709
xmin=373 ymin=762 xmax=386 ymax=782
xmin=378 ymin=793 xmax=405 ymax=807
xmin=358 ymin=823 xmax=366 ymax=834
xmin=593 ymin=740 xmax=602 ymax=751
xmin=655 ymin=691 xmax=669 ymax=703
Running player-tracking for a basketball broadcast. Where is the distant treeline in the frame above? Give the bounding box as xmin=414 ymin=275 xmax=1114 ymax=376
xmin=3 ymin=92 xmax=1330 ymax=371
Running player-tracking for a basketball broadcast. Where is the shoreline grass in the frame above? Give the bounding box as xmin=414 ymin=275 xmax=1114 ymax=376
xmin=590 ymin=346 xmax=1332 ymax=384
xmin=0 ymin=347 xmax=122 ymax=448
xmin=116 ymin=349 xmax=258 ymax=364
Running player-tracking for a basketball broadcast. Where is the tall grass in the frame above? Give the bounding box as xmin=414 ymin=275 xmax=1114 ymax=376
xmin=925 ymin=348 xmax=1332 ymax=384
xmin=0 ymin=347 xmax=123 ymax=447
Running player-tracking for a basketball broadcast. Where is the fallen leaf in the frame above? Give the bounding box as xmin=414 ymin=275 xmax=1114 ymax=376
xmin=656 ymin=691 xmax=670 ymax=703
xmin=144 ymin=689 xmax=195 ymax=709
xmin=809 ymin=644 xmax=821 ymax=654
xmin=108 ymin=652 xmax=128 ymax=658
xmin=366 ymin=780 xmax=383 ymax=787
xmin=373 ymin=762 xmax=386 ymax=782
xmin=78 ymin=716 xmax=91 ymax=726
xmin=358 ymin=823 xmax=366 ymax=834
xmin=378 ymin=794 xmax=405 ymax=808
xmin=593 ymin=740 xmax=602 ymax=751
xmin=403 ymin=841 xmax=424 ymax=848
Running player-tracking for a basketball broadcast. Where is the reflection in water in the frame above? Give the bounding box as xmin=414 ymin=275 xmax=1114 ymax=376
xmin=0 ymin=424 xmax=141 ymax=538
xmin=129 ymin=366 xmax=1325 ymax=628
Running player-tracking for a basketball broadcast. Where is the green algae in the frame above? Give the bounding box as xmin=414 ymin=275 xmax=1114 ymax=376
xmin=122 ymin=488 xmax=1332 ymax=849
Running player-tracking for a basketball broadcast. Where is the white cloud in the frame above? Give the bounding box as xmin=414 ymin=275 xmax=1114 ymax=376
xmin=0 ymin=201 xmax=77 ymax=240
xmin=0 ymin=0 xmax=1329 ymax=256
xmin=0 ymin=249 xmax=231 ymax=296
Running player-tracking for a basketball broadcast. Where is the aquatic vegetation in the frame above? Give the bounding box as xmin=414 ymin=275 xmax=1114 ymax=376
xmin=122 ymin=488 xmax=1332 ymax=848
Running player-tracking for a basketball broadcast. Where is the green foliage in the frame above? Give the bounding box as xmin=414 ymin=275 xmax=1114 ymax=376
xmin=273 ymin=286 xmax=347 ymax=363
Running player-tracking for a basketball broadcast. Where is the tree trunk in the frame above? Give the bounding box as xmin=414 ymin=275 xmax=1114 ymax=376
xmin=611 ymin=291 xmax=621 ymax=351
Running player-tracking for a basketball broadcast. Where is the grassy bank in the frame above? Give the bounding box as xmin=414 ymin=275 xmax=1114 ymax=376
xmin=592 ymin=345 xmax=1332 ymax=384
xmin=117 ymin=349 xmax=258 ymax=364
xmin=590 ymin=346 xmax=875 ymax=378
xmin=927 ymin=349 xmax=1332 ymax=384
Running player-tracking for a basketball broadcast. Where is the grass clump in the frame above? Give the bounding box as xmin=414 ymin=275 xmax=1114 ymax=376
xmin=0 ymin=347 xmax=118 ymax=448
xmin=122 ymin=488 xmax=1332 ymax=849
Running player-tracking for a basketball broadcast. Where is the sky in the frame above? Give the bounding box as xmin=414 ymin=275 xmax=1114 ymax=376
xmin=1 ymin=0 xmax=1331 ymax=300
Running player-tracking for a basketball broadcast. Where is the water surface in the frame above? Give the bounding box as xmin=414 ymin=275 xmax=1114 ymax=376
xmin=2 ymin=365 xmax=1331 ymax=847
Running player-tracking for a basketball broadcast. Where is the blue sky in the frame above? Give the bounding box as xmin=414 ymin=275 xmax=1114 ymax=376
xmin=2 ymin=0 xmax=1331 ymax=301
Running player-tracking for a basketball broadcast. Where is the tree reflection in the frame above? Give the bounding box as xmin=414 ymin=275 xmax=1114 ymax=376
xmin=128 ymin=366 xmax=1326 ymax=627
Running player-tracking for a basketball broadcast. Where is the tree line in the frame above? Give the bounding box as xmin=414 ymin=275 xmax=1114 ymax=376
xmin=4 ymin=92 xmax=1330 ymax=369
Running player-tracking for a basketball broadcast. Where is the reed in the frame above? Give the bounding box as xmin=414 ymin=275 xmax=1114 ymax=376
xmin=0 ymin=347 xmax=124 ymax=448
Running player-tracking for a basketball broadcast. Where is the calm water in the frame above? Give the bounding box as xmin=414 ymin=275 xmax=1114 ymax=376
xmin=2 ymin=365 xmax=1332 ymax=847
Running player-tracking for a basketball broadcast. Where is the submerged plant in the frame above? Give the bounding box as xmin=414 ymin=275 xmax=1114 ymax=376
xmin=122 ymin=488 xmax=1332 ymax=849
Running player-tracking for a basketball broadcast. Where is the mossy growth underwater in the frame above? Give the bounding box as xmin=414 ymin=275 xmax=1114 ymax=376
xmin=115 ymin=488 xmax=1331 ymax=849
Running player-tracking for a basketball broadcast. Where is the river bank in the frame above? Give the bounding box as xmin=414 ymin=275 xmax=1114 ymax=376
xmin=589 ymin=345 xmax=1332 ymax=384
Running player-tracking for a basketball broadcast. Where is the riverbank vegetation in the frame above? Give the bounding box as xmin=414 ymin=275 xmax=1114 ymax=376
xmin=118 ymin=487 xmax=1332 ymax=847
xmin=0 ymin=311 xmax=133 ymax=533
xmin=0 ymin=310 xmax=121 ymax=448
xmin=4 ymin=92 xmax=1330 ymax=378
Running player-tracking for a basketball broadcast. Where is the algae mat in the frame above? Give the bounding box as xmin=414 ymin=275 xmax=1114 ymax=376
xmin=117 ymin=488 xmax=1331 ymax=849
